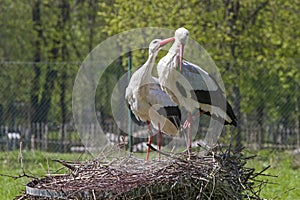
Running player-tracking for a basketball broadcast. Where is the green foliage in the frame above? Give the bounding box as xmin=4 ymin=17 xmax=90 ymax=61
xmin=97 ymin=0 xmax=300 ymax=134
xmin=1 ymin=1 xmax=300 ymax=198
xmin=0 ymin=0 xmax=299 ymax=140
xmin=0 ymin=1 xmax=33 ymax=61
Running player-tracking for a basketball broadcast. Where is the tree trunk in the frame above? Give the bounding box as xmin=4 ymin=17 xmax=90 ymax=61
xmin=31 ymin=0 xmax=42 ymax=127
xmin=59 ymin=0 xmax=70 ymax=152
xmin=88 ymin=0 xmax=96 ymax=53
xmin=256 ymin=103 xmax=264 ymax=148
xmin=233 ymin=85 xmax=241 ymax=145
xmin=296 ymin=84 xmax=300 ymax=147
xmin=223 ymin=0 xmax=269 ymax=148
xmin=38 ymin=66 xmax=57 ymax=123
xmin=224 ymin=0 xmax=242 ymax=148
xmin=31 ymin=0 xmax=44 ymax=139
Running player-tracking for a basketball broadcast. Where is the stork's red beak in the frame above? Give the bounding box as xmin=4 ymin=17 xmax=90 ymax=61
xmin=159 ymin=37 xmax=175 ymax=47
xmin=179 ymin=44 xmax=184 ymax=71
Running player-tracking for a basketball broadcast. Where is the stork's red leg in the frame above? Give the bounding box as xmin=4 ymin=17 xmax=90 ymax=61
xmin=157 ymin=123 xmax=162 ymax=161
xmin=146 ymin=134 xmax=153 ymax=162
xmin=146 ymin=121 xmax=153 ymax=162
xmin=186 ymin=111 xmax=205 ymax=150
xmin=188 ymin=112 xmax=192 ymax=150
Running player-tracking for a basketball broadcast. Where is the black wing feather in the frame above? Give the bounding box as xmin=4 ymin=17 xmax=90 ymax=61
xmin=127 ymin=104 xmax=146 ymax=126
xmin=191 ymin=89 xmax=237 ymax=126
xmin=157 ymin=106 xmax=181 ymax=129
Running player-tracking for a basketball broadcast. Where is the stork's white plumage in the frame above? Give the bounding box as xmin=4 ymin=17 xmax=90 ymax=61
xmin=157 ymin=27 xmax=237 ymax=149
xmin=125 ymin=38 xmax=181 ymax=161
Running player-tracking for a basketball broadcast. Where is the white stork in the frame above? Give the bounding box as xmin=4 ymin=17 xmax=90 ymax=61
xmin=125 ymin=38 xmax=181 ymax=161
xmin=157 ymin=27 xmax=237 ymax=150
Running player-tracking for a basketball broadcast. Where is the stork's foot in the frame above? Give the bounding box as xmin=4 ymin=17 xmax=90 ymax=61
xmin=187 ymin=148 xmax=191 ymax=160
xmin=183 ymin=148 xmax=192 ymax=160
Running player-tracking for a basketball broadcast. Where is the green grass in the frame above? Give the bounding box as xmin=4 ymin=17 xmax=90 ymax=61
xmin=0 ymin=149 xmax=299 ymax=199
xmin=0 ymin=150 xmax=90 ymax=199
xmin=245 ymin=149 xmax=300 ymax=199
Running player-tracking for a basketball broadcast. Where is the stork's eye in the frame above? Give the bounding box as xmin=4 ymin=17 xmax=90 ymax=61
xmin=153 ymin=41 xmax=158 ymax=44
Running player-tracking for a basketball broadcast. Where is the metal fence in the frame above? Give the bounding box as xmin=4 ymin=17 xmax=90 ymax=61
xmin=0 ymin=61 xmax=299 ymax=152
xmin=0 ymin=123 xmax=80 ymax=152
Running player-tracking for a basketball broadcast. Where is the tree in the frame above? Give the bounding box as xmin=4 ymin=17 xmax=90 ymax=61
xmin=31 ymin=0 xmax=43 ymax=126
xmin=1 ymin=0 xmax=299 ymax=149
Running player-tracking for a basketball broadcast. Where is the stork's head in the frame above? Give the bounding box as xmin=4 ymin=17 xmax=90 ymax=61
xmin=175 ymin=27 xmax=189 ymax=71
xmin=148 ymin=37 xmax=175 ymax=56
xmin=175 ymin=27 xmax=189 ymax=45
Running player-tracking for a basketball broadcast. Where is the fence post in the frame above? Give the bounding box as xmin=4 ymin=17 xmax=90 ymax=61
xmin=127 ymin=51 xmax=133 ymax=152
xmin=91 ymin=123 xmax=94 ymax=149
xmin=31 ymin=134 xmax=35 ymax=152
xmin=59 ymin=125 xmax=63 ymax=152
xmin=64 ymin=124 xmax=67 ymax=152
xmin=36 ymin=123 xmax=40 ymax=150
xmin=5 ymin=126 xmax=8 ymax=150
xmin=45 ymin=124 xmax=48 ymax=151
xmin=295 ymin=84 xmax=299 ymax=147
xmin=41 ymin=123 xmax=44 ymax=151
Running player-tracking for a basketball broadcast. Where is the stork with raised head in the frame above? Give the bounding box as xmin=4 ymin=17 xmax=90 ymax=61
xmin=125 ymin=38 xmax=181 ymax=161
xmin=157 ymin=27 xmax=237 ymax=150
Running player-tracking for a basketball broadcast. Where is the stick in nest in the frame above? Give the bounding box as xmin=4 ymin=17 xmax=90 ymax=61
xmin=146 ymin=144 xmax=188 ymax=163
xmin=0 ymin=142 xmax=36 ymax=180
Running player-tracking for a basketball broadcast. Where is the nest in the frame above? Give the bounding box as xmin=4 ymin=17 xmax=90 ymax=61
xmin=19 ymin=145 xmax=269 ymax=200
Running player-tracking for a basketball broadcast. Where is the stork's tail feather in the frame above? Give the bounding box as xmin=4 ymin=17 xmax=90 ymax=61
xmin=127 ymin=104 xmax=146 ymax=126
xmin=226 ymin=101 xmax=237 ymax=127
xmin=149 ymin=106 xmax=181 ymax=136
xmin=158 ymin=106 xmax=181 ymax=130
xmin=198 ymin=100 xmax=237 ymax=126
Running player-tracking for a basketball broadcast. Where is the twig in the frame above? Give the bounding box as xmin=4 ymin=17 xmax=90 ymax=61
xmin=272 ymin=187 xmax=296 ymax=200
xmin=146 ymin=144 xmax=188 ymax=163
xmin=18 ymin=141 xmax=25 ymax=174
xmin=0 ymin=141 xmax=37 ymax=180
xmin=0 ymin=173 xmax=36 ymax=180
xmin=52 ymin=159 xmax=78 ymax=171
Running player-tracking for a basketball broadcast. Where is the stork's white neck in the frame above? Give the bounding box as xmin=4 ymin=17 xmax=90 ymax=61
xmin=167 ymin=40 xmax=181 ymax=56
xmin=157 ymin=40 xmax=180 ymax=85
xmin=137 ymin=51 xmax=157 ymax=85
xmin=145 ymin=51 xmax=157 ymax=72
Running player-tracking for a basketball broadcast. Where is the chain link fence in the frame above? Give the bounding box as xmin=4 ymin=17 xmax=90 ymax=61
xmin=0 ymin=60 xmax=299 ymax=152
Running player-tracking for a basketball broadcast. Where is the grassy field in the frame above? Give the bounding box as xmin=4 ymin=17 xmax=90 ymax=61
xmin=0 ymin=150 xmax=90 ymax=199
xmin=0 ymin=149 xmax=299 ymax=199
xmin=245 ymin=149 xmax=300 ymax=199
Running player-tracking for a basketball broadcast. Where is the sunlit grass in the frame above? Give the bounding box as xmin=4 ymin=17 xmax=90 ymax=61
xmin=0 ymin=150 xmax=89 ymax=199
xmin=245 ymin=149 xmax=300 ymax=199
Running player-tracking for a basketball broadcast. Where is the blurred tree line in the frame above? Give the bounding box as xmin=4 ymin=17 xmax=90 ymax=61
xmin=0 ymin=0 xmax=299 ymax=146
